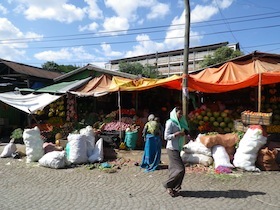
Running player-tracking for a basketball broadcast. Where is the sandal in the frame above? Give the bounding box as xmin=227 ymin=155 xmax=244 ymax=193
xmin=174 ymin=187 xmax=181 ymax=193
xmin=167 ymin=188 xmax=176 ymax=197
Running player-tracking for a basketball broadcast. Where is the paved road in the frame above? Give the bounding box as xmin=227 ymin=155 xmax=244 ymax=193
xmin=0 ymin=145 xmax=279 ymax=210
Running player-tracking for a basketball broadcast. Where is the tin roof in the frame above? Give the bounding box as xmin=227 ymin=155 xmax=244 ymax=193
xmin=54 ymin=64 xmax=139 ymax=82
xmin=0 ymin=59 xmax=62 ymax=79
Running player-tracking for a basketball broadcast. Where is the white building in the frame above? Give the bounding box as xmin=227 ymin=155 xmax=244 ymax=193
xmin=105 ymin=42 xmax=240 ymax=76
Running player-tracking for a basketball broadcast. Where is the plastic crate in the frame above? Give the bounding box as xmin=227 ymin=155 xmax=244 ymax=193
xmin=241 ymin=111 xmax=272 ymax=125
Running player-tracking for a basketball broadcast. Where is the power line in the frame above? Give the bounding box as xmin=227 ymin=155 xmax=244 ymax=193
xmin=1 ymin=11 xmax=280 ymax=44
xmin=7 ymin=23 xmax=280 ymax=50
xmin=214 ymin=0 xmax=243 ymax=52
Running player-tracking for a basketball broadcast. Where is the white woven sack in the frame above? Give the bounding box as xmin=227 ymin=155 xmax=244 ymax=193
xmin=233 ymin=127 xmax=267 ymax=172
xmin=88 ymin=138 xmax=104 ymax=163
xmin=0 ymin=142 xmax=17 ymax=158
xmin=80 ymin=126 xmax=95 ymax=157
xmin=180 ymin=150 xmax=213 ymax=166
xmin=183 ymin=135 xmax=212 ymax=156
xmin=23 ymin=126 xmax=44 ymax=163
xmin=66 ymin=133 xmax=88 ymax=164
xmin=39 ymin=151 xmax=69 ymax=169
xmin=212 ymin=145 xmax=234 ymax=169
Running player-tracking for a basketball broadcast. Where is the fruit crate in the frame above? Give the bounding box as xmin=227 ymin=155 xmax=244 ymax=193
xmin=241 ymin=111 xmax=272 ymax=125
xmin=234 ymin=119 xmax=248 ymax=132
xmin=266 ymin=125 xmax=280 ymax=133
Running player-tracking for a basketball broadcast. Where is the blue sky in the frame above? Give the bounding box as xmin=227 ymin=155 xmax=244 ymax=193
xmin=0 ymin=0 xmax=280 ymax=68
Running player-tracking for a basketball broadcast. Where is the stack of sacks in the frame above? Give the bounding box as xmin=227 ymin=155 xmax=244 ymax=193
xmin=233 ymin=125 xmax=267 ymax=172
xmin=65 ymin=126 xmax=103 ymax=165
xmin=180 ymin=134 xmax=213 ymax=166
xmin=38 ymin=126 xmax=104 ymax=169
xmin=79 ymin=125 xmax=103 ymax=163
xmin=23 ymin=126 xmax=44 ymax=163
xmin=199 ymin=133 xmax=239 ymax=160
xmin=80 ymin=126 xmax=96 ymax=157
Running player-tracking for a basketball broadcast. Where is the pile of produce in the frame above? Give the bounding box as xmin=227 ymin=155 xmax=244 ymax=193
xmin=47 ymin=99 xmax=65 ymax=118
xmin=261 ymin=84 xmax=280 ymax=125
xmin=103 ymin=121 xmax=131 ymax=131
xmin=92 ymin=109 xmax=137 ymax=132
xmin=33 ymin=98 xmax=66 ymax=119
xmin=188 ymin=106 xmax=235 ymax=133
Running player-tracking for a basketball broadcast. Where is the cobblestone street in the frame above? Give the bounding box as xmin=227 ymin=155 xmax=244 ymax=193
xmin=0 ymin=147 xmax=279 ymax=210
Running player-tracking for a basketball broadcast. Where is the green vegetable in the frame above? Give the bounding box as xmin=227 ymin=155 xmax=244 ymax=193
xmin=10 ymin=128 xmax=23 ymax=139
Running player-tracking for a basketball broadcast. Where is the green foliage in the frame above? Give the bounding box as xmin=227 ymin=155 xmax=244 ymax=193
xmin=199 ymin=47 xmax=243 ymax=68
xmin=119 ymin=61 xmax=161 ymax=78
xmin=42 ymin=61 xmax=78 ymax=73
xmin=142 ymin=64 xmax=162 ymax=78
xmin=10 ymin=128 xmax=23 ymax=139
xmin=42 ymin=61 xmax=59 ymax=71
xmin=57 ymin=64 xmax=78 ymax=73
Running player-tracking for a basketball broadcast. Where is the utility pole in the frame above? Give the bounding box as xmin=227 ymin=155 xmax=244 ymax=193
xmin=182 ymin=0 xmax=190 ymax=117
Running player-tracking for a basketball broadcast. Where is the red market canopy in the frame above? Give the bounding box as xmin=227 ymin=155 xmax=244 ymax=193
xmin=188 ymin=52 xmax=280 ymax=93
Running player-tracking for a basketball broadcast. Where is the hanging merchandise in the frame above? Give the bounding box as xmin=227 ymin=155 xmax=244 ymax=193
xmin=66 ymin=93 xmax=77 ymax=122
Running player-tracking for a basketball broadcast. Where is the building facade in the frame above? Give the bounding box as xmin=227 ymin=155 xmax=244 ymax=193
xmin=105 ymin=42 xmax=240 ymax=76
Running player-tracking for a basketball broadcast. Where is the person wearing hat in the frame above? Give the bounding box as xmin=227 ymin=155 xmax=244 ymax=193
xmin=140 ymin=114 xmax=162 ymax=172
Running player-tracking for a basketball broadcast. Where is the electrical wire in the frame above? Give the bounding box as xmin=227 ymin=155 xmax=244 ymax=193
xmin=1 ymin=11 xmax=280 ymax=44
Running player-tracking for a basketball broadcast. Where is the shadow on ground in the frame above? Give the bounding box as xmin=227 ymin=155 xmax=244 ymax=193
xmin=179 ymin=190 xmax=265 ymax=198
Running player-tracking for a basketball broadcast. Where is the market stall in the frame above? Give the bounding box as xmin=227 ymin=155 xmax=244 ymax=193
xmin=186 ymin=52 xmax=280 ymax=134
xmin=69 ymin=74 xmax=183 ymax=149
xmin=188 ymin=51 xmax=280 ymax=111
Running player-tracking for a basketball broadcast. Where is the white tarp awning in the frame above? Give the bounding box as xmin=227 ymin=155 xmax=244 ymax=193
xmin=0 ymin=91 xmax=62 ymax=114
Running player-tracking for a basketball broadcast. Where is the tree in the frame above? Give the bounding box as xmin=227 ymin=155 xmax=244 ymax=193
xmin=199 ymin=46 xmax=243 ymax=68
xmin=119 ymin=61 xmax=161 ymax=78
xmin=42 ymin=61 xmax=78 ymax=73
xmin=42 ymin=61 xmax=59 ymax=71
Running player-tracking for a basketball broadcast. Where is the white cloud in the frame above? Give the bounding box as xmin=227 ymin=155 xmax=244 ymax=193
xmin=84 ymin=0 xmax=103 ymax=19
xmin=0 ymin=45 xmax=26 ymax=61
xmin=163 ymin=0 xmax=233 ymax=49
xmin=147 ymin=3 xmax=170 ymax=20
xmin=104 ymin=0 xmax=148 ymax=20
xmin=191 ymin=5 xmax=218 ymax=22
xmin=34 ymin=47 xmax=96 ymax=62
xmin=89 ymin=61 xmax=106 ymax=68
xmin=79 ymin=22 xmax=99 ymax=32
xmin=25 ymin=32 xmax=43 ymax=41
xmin=164 ymin=10 xmax=202 ymax=50
xmin=191 ymin=0 xmax=234 ymax=22
xmin=0 ymin=18 xmax=43 ymax=60
xmin=214 ymin=0 xmax=234 ymax=9
xmin=101 ymin=43 xmax=122 ymax=57
xmin=104 ymin=0 xmax=169 ymax=21
xmin=125 ymin=34 xmax=164 ymax=58
xmin=13 ymin=0 xmax=85 ymax=23
xmin=0 ymin=4 xmax=8 ymax=14
xmin=102 ymin=16 xmax=129 ymax=34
